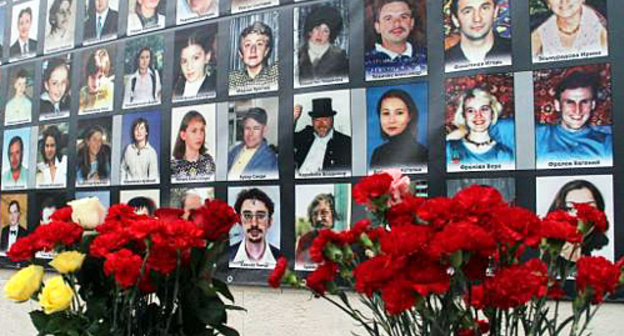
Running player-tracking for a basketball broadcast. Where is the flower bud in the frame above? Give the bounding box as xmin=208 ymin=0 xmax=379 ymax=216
xmin=68 ymin=197 xmax=106 ymax=229
xmin=49 ymin=251 xmax=86 ymax=274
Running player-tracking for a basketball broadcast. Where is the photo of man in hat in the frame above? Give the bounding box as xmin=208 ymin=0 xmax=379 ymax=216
xmin=228 ymin=106 xmax=278 ymax=180
xmin=293 ymin=97 xmax=352 ymax=176
xmin=295 ymin=2 xmax=349 ymax=87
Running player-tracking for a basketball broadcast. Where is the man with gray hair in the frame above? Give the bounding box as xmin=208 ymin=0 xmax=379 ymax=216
xmin=296 ymin=193 xmax=337 ymax=265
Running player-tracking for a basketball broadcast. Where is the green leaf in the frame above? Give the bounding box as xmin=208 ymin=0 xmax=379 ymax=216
xmin=224 ymin=304 xmax=246 ymax=312
xmin=213 ymin=324 xmax=240 ymax=336
xmin=29 ymin=311 xmax=49 ymax=332
xmin=213 ymin=278 xmax=235 ymax=302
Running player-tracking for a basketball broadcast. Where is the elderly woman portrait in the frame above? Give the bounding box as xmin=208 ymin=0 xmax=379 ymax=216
xmin=531 ymin=0 xmax=608 ymax=60
xmin=40 ymin=58 xmax=71 ymax=120
xmin=446 ymin=88 xmax=514 ymax=167
xmin=173 ymin=26 xmax=216 ymax=101
xmin=76 ymin=125 xmax=112 ymax=185
xmin=171 ymin=110 xmax=216 ymax=181
xmin=127 ymin=0 xmax=166 ymax=35
xmin=36 ymin=125 xmax=67 ymax=187
xmin=297 ymin=4 xmax=348 ymax=86
xmin=44 ymin=0 xmax=76 ymax=52
xmin=79 ymin=48 xmax=115 ymax=113
xmin=369 ymin=88 xmax=428 ymax=171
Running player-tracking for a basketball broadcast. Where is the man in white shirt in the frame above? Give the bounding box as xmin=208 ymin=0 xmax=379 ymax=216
xmin=229 ymin=188 xmax=280 ymax=269
xmin=10 ymin=7 xmax=38 ymax=58
xmin=1 ymin=201 xmax=28 ymax=252
xmin=84 ymin=0 xmax=119 ymax=41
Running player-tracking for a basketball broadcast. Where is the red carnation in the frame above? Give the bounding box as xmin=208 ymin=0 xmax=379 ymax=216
xmin=104 ymin=248 xmax=143 ymax=289
xmin=574 ymin=203 xmax=608 ymax=233
xmin=90 ymin=231 xmax=131 ymax=258
xmin=190 ymin=199 xmax=238 ymax=241
xmin=491 ymin=206 xmax=542 ymax=248
xmin=269 ymin=257 xmax=289 ymax=288
xmin=541 ymin=211 xmax=583 ymax=243
xmin=379 ymin=225 xmax=430 ymax=257
xmin=386 ymin=195 xmax=426 ymax=227
xmin=309 ymin=229 xmax=344 ymax=263
xmin=306 ymin=261 xmax=338 ymax=295
xmin=154 ymin=208 xmax=185 ymax=221
xmin=337 ymin=219 xmax=371 ymax=244
xmin=7 ymin=235 xmax=40 ymax=261
xmin=34 ymin=220 xmax=84 ymax=250
xmin=50 ymin=206 xmax=73 ymax=222
xmin=353 ymin=173 xmax=393 ymax=206
xmin=152 ymin=219 xmax=204 ymax=252
xmin=416 ymin=197 xmax=464 ymax=230
xmin=407 ymin=258 xmax=450 ymax=296
xmin=353 ymin=255 xmax=401 ymax=296
xmin=428 ymin=222 xmax=496 ymax=260
xmin=381 ymin=278 xmax=416 ymax=315
xmin=147 ymin=244 xmax=179 ymax=275
xmin=576 ymin=256 xmax=621 ymax=304
xmin=453 ymin=184 xmax=506 ymax=216
xmin=106 ymin=203 xmax=140 ymax=222
xmin=126 ymin=217 xmax=163 ymax=241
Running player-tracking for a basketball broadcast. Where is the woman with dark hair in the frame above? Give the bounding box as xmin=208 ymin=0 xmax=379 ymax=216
xmin=76 ymin=125 xmax=111 ymax=185
xmin=370 ymin=89 xmax=427 ymax=170
xmin=45 ymin=0 xmax=75 ymax=50
xmin=171 ymin=110 xmax=215 ymax=180
xmin=173 ymin=28 xmax=216 ymax=100
xmin=36 ymin=125 xmax=67 ymax=186
xmin=123 ymin=46 xmax=162 ymax=106
xmin=297 ymin=5 xmax=348 ymax=84
xmin=128 ymin=196 xmax=157 ymax=215
xmin=40 ymin=58 xmax=71 ymax=119
xmin=128 ymin=0 xmax=165 ymax=34
xmin=120 ymin=117 xmax=159 ymax=183
xmin=547 ymin=179 xmax=609 ymax=261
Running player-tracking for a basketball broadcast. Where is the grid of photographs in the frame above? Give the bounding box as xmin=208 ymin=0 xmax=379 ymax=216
xmin=0 ymin=0 xmax=620 ymax=290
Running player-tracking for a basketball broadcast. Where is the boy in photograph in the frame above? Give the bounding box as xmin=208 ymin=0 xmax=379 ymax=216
xmin=5 ymin=69 xmax=33 ymax=125
xmin=10 ymin=5 xmax=38 ymax=59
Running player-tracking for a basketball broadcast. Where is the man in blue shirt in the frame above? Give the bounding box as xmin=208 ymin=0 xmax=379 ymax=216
xmin=536 ymin=71 xmax=612 ymax=167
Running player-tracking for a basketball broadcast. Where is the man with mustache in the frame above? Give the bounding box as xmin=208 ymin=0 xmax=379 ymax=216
xmin=536 ymin=71 xmax=612 ymax=165
xmin=230 ymin=188 xmax=280 ymax=268
xmin=365 ymin=0 xmax=427 ymax=78
xmin=444 ymin=0 xmax=511 ymax=70
xmin=2 ymin=136 xmax=29 ymax=189
xmin=293 ymin=98 xmax=352 ymax=175
xmin=296 ymin=193 xmax=337 ymax=266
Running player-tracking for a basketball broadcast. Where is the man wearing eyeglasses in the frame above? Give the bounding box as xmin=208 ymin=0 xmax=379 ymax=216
xmin=230 ymin=188 xmax=280 ymax=268
xmin=296 ymin=193 xmax=336 ymax=266
xmin=1 ymin=200 xmax=28 ymax=253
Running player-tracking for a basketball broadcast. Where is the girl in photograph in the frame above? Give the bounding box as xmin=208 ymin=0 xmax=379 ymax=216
xmin=5 ymin=70 xmax=32 ymax=124
xmin=45 ymin=0 xmax=74 ymax=49
xmin=173 ymin=29 xmax=216 ymax=100
xmin=40 ymin=58 xmax=71 ymax=118
xmin=79 ymin=48 xmax=114 ymax=112
xmin=171 ymin=110 xmax=215 ymax=180
xmin=446 ymin=88 xmax=513 ymax=164
xmin=370 ymin=89 xmax=427 ymax=170
xmin=128 ymin=0 xmax=165 ymax=33
xmin=36 ymin=125 xmax=67 ymax=186
xmin=532 ymin=0 xmax=608 ymax=58
xmin=547 ymin=179 xmax=609 ymax=262
xmin=120 ymin=117 xmax=159 ymax=182
xmin=76 ymin=125 xmax=111 ymax=185
xmin=123 ymin=46 xmax=162 ymax=106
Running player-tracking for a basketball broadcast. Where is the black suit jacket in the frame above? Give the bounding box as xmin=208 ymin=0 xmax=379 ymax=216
xmin=0 ymin=225 xmax=28 ymax=252
xmin=84 ymin=9 xmax=119 ymax=41
xmin=9 ymin=39 xmax=37 ymax=58
xmin=294 ymin=126 xmax=352 ymax=172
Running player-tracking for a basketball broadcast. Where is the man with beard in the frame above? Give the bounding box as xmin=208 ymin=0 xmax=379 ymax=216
xmin=294 ymin=98 xmax=352 ymax=175
xmin=230 ymin=188 xmax=280 ymax=268
xmin=296 ymin=193 xmax=336 ymax=266
xmin=444 ymin=0 xmax=511 ymax=70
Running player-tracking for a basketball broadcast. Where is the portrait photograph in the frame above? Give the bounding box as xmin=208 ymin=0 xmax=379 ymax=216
xmin=120 ymin=110 xmax=161 ymax=185
xmin=536 ymin=174 xmax=614 ymax=262
xmin=443 ymin=0 xmax=512 ymax=73
xmin=231 ymin=0 xmax=278 ymax=14
xmin=294 ymin=0 xmax=349 ymax=88
xmin=177 ymin=0 xmax=218 ymax=24
xmin=534 ymin=64 xmax=612 ymax=169
xmin=447 ymin=177 xmax=516 ymax=204
xmin=2 ymin=127 xmax=31 ymax=191
xmin=170 ymin=187 xmax=214 ymax=219
xmin=0 ymin=5 xmax=6 ymax=63
xmin=173 ymin=24 xmax=217 ymax=102
xmin=4 ymin=64 xmax=34 ymax=125
xmin=75 ymin=190 xmax=110 ymax=209
xmin=294 ymin=89 xmax=352 ymax=179
xmin=530 ymin=0 xmax=608 ymax=63
xmin=127 ymin=0 xmax=167 ymax=36
xmin=170 ymin=103 xmax=216 ymax=184
xmin=120 ymin=189 xmax=160 ymax=215
xmin=36 ymin=122 xmax=69 ymax=189
xmin=445 ymin=72 xmax=516 ymax=172
xmin=44 ymin=0 xmax=77 ymax=54
xmin=228 ymin=185 xmax=281 ymax=270
xmin=0 ymin=193 xmax=28 ymax=254
xmin=78 ymin=45 xmax=116 ymax=114
xmin=227 ymin=97 xmax=279 ymax=181
xmin=123 ymin=35 xmax=164 ymax=109
xmin=83 ymin=0 xmax=120 ymax=45
xmin=295 ymin=183 xmax=350 ymax=271
xmin=367 ymin=83 xmax=428 ymax=174
xmin=40 ymin=55 xmax=72 ymax=121
xmin=9 ymin=0 xmax=39 ymax=61
xmin=228 ymin=12 xmax=279 ymax=96
xmin=76 ymin=117 xmax=113 ymax=187
xmin=364 ymin=0 xmax=427 ymax=81
xmin=34 ymin=191 xmax=68 ymax=258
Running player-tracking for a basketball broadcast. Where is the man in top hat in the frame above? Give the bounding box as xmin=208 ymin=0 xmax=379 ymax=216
xmin=228 ymin=107 xmax=278 ymax=180
xmin=297 ymin=5 xmax=349 ymax=84
xmin=293 ymin=98 xmax=351 ymax=174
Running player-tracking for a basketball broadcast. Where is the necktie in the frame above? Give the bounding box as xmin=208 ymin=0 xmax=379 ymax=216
xmin=97 ymin=16 xmax=102 ymax=39
xmin=22 ymin=43 xmax=27 ymax=54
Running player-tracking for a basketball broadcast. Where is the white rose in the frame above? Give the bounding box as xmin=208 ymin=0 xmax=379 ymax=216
xmin=67 ymin=197 xmax=106 ymax=229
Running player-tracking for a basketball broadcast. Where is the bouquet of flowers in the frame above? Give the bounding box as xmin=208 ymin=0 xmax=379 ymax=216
xmin=4 ymin=197 xmax=241 ymax=336
xmin=270 ymin=171 xmax=624 ymax=336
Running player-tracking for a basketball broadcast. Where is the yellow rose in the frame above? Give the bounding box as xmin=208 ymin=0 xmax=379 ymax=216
xmin=68 ymin=197 xmax=106 ymax=229
xmin=49 ymin=251 xmax=86 ymax=274
xmin=4 ymin=265 xmax=44 ymax=301
xmin=39 ymin=276 xmax=73 ymax=314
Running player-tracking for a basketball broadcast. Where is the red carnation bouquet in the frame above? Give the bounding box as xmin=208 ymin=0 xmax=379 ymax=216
xmin=270 ymin=171 xmax=624 ymax=336
xmin=4 ymin=198 xmax=242 ymax=336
